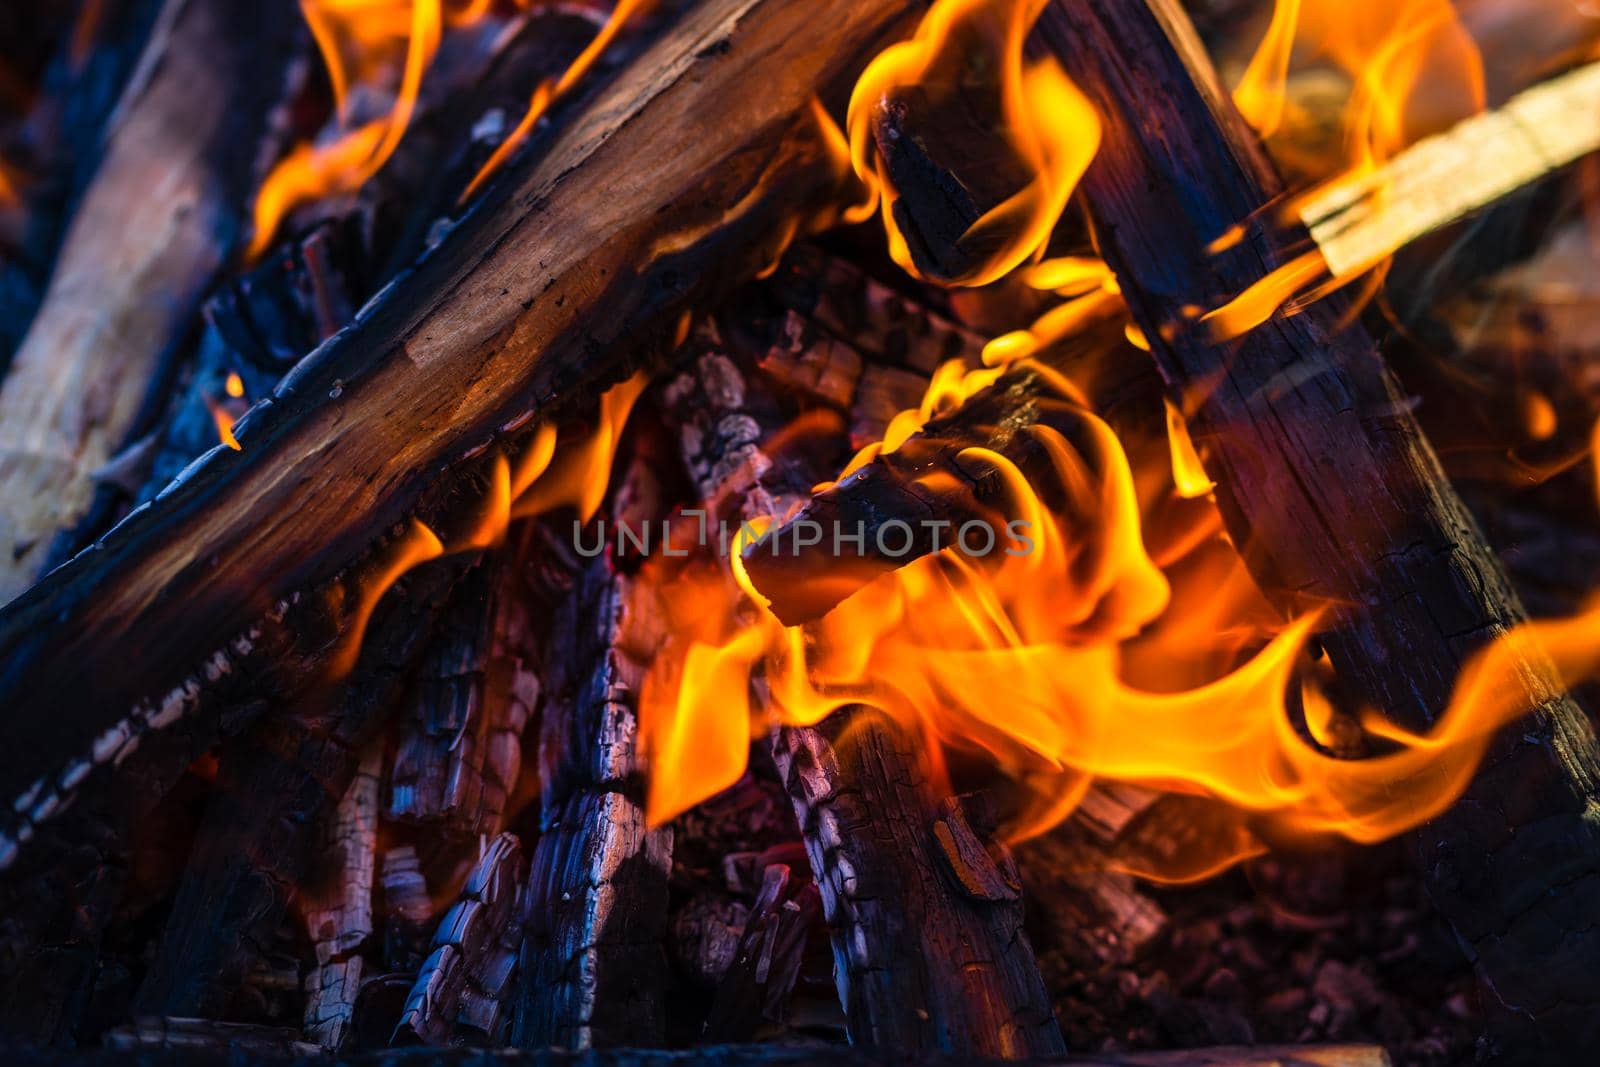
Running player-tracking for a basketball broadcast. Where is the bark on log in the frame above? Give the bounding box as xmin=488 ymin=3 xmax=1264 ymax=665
xmin=512 ymin=550 xmax=673 ymax=1051
xmin=661 ymin=310 xmax=1062 ymax=1058
xmin=1024 ymin=1 xmax=1600 ymax=1058
xmin=387 ymin=554 xmax=537 ymax=840
xmin=302 ymin=748 xmax=383 ymax=1052
xmin=394 ymin=832 xmax=526 ymax=1047
xmin=0 ymin=0 xmax=920 ymax=888
xmin=0 ymin=0 xmax=302 ymax=600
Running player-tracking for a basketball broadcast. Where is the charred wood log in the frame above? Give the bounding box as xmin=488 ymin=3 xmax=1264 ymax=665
xmin=661 ymin=314 xmax=1062 ymax=1057
xmin=1015 ymin=1 xmax=1600 ymax=1057
xmin=394 ymin=833 xmax=526 ymax=1047
xmin=0 ymin=0 xmax=303 ymax=600
xmin=513 ymin=552 xmax=674 ymax=1050
xmin=128 ymin=557 xmax=469 ymax=1020
xmin=387 ymin=555 xmax=537 ymax=840
xmin=0 ymin=0 xmax=920 ymax=894
xmin=770 ymin=725 xmax=1062 ymax=1057
xmin=302 ymin=748 xmax=383 ymax=1051
xmin=702 ymin=863 xmax=822 ymax=1041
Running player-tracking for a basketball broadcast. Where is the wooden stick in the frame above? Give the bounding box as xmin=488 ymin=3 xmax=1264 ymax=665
xmin=1026 ymin=1 xmax=1600 ymax=1057
xmin=0 ymin=0 xmax=167 ymax=363
xmin=0 ymin=0 xmax=302 ymax=601
xmin=1301 ymin=61 xmax=1600 ymax=279
xmin=513 ymin=551 xmax=674 ymax=1050
xmin=0 ymin=0 xmax=919 ymax=880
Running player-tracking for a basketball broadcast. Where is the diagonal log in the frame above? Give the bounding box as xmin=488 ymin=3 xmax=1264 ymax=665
xmin=1019 ymin=1 xmax=1600 ymax=1058
xmin=0 ymin=0 xmax=303 ymax=599
xmin=0 ymin=0 xmax=922 ymax=880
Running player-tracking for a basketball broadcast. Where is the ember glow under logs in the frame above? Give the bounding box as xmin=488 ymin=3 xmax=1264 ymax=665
xmin=0 ymin=0 xmax=1598 ymax=1063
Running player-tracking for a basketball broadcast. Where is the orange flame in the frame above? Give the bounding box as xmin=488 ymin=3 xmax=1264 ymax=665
xmin=846 ymin=0 xmax=1101 ymax=286
xmin=1163 ymin=397 xmax=1215 ymax=498
xmin=635 ymin=342 xmax=1597 ymax=883
xmin=0 ymin=159 xmax=20 ymax=210
xmin=463 ymin=0 xmax=654 ymax=201
xmin=1205 ymin=0 xmax=1490 ymax=337
xmin=329 ymin=373 xmax=646 ymax=679
xmin=249 ymin=0 xmax=451 ymax=259
xmin=207 ymin=374 xmax=249 ymax=451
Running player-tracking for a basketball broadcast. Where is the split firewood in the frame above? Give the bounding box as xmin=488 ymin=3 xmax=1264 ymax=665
xmin=379 ymin=845 xmax=435 ymax=972
xmin=302 ymin=748 xmax=382 ymax=1052
xmin=393 ymin=832 xmax=526 ymax=1047
xmin=0 ymin=0 xmax=303 ymax=601
xmin=1297 ymin=61 xmax=1600 ymax=282
xmin=703 ymin=863 xmax=823 ymax=1041
xmin=0 ymin=0 xmax=921 ymax=894
xmin=513 ymin=547 xmax=674 ymax=1050
xmin=1017 ymin=0 xmax=1600 ymax=1057
xmin=387 ymin=554 xmax=538 ymax=841
xmin=129 ymin=557 xmax=467 ymax=1020
xmin=656 ymin=309 xmax=1063 ymax=1057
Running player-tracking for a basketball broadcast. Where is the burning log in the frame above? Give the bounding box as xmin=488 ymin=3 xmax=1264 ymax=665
xmin=0 ymin=0 xmax=920 ymax=897
xmin=769 ymin=725 xmax=1063 ymax=1057
xmin=393 ymin=832 xmax=526 ymax=1047
xmin=0 ymin=0 xmax=303 ymax=600
xmin=1014 ymin=0 xmax=1600 ymax=1057
xmin=658 ymin=312 xmax=1063 ymax=1057
xmin=302 ymin=748 xmax=383 ymax=1052
xmin=513 ymin=551 xmax=674 ymax=1050
xmin=387 ymin=555 xmax=537 ymax=841
xmin=744 ymin=301 xmax=1132 ymax=621
xmin=1296 ymin=60 xmax=1600 ymax=284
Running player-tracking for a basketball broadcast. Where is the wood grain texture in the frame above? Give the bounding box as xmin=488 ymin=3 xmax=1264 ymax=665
xmin=0 ymin=0 xmax=302 ymax=600
xmin=1035 ymin=2 xmax=1600 ymax=1058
